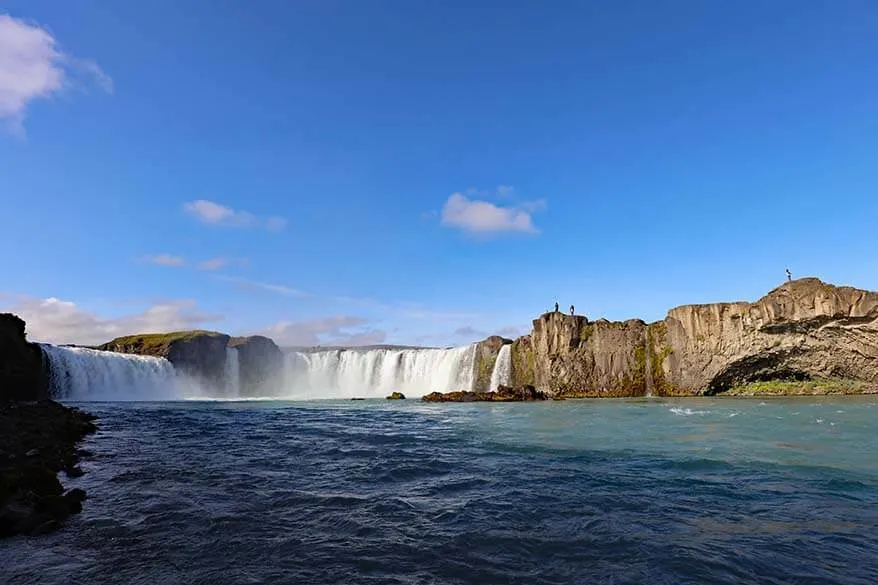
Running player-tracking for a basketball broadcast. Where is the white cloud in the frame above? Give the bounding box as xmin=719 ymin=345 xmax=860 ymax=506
xmin=143 ymin=254 xmax=186 ymax=267
xmin=260 ymin=315 xmax=386 ymax=347
xmin=197 ymin=257 xmax=228 ymax=271
xmin=0 ymin=14 xmax=111 ymax=132
xmin=216 ymin=275 xmax=309 ymax=298
xmin=2 ymin=295 xmax=222 ymax=345
xmin=440 ymin=192 xmax=542 ymax=235
xmin=183 ymin=199 xmax=285 ymax=231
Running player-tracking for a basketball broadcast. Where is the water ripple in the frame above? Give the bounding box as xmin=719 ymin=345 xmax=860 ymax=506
xmin=3 ymin=398 xmax=878 ymax=584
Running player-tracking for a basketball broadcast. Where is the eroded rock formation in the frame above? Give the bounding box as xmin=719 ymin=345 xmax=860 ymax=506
xmin=662 ymin=278 xmax=878 ymax=394
xmin=501 ymin=278 xmax=878 ymax=397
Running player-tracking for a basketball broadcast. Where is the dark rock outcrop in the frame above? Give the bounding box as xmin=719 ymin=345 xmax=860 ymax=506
xmin=229 ymin=335 xmax=284 ymax=397
xmin=0 ymin=314 xmax=48 ymax=401
xmin=386 ymin=392 xmax=406 ymax=400
xmin=422 ymin=385 xmax=548 ymax=402
xmin=1 ymin=400 xmax=97 ymax=538
xmin=507 ymin=278 xmax=878 ymax=397
xmin=99 ymin=331 xmax=231 ymax=388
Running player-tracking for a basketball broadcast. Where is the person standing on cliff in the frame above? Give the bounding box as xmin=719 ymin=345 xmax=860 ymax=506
xmin=570 ymin=305 xmax=575 ymax=316
xmin=554 ymin=302 xmax=559 ymax=313
xmin=786 ymin=268 xmax=792 ymax=282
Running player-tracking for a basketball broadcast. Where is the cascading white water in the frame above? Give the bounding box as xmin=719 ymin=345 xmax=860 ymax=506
xmin=224 ymin=346 xmax=241 ymax=398
xmin=42 ymin=345 xmax=180 ymax=401
xmin=284 ymin=344 xmax=477 ymax=399
xmin=489 ymin=344 xmax=512 ymax=391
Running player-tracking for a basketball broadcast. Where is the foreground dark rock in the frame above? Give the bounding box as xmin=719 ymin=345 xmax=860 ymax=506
xmin=0 ymin=313 xmax=48 ymax=401
xmin=386 ymin=392 xmax=406 ymax=400
xmin=0 ymin=400 xmax=97 ymax=538
xmin=422 ymin=385 xmax=548 ymax=402
xmin=497 ymin=277 xmax=878 ymax=397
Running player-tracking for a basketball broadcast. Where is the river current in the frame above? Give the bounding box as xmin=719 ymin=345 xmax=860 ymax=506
xmin=2 ymin=397 xmax=878 ymax=584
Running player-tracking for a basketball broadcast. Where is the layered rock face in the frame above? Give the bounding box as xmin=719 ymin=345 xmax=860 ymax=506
xmin=99 ymin=331 xmax=231 ymax=388
xmin=509 ymin=313 xmax=652 ymax=397
xmin=229 ymin=335 xmax=284 ymax=397
xmin=661 ymin=278 xmax=878 ymax=394
xmin=508 ymin=278 xmax=878 ymax=396
xmin=0 ymin=313 xmax=48 ymax=401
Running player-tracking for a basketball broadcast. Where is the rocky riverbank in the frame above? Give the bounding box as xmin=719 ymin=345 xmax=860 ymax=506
xmin=422 ymin=385 xmax=548 ymax=402
xmin=0 ymin=400 xmax=97 ymax=538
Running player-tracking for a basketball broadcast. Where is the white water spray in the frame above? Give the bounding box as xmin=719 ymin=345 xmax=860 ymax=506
xmin=489 ymin=344 xmax=512 ymax=391
xmin=43 ymin=345 xmax=180 ymax=401
xmin=284 ymin=345 xmax=477 ymax=399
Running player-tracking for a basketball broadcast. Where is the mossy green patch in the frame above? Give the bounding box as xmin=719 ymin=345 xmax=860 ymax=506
xmin=510 ymin=338 xmax=535 ymax=387
xmin=101 ymin=330 xmax=226 ymax=355
xmin=723 ymin=378 xmax=877 ymax=396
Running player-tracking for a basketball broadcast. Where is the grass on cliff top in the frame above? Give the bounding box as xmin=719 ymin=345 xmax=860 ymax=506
xmin=104 ymin=330 xmax=226 ymax=350
xmin=724 ymin=378 xmax=878 ymax=396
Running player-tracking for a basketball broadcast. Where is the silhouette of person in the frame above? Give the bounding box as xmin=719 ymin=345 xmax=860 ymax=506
xmin=570 ymin=305 xmax=575 ymax=316
xmin=554 ymin=302 xmax=559 ymax=312
xmin=786 ymin=268 xmax=792 ymax=282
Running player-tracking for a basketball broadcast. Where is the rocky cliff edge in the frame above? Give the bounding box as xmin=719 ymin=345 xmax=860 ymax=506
xmin=502 ymin=278 xmax=878 ymax=397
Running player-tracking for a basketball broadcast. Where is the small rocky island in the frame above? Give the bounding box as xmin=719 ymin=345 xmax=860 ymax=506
xmin=1 ymin=314 xmax=97 ymax=538
xmin=423 ymin=385 xmax=548 ymax=402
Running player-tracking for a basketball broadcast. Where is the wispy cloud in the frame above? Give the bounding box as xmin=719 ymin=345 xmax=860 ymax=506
xmin=453 ymin=325 xmax=486 ymax=339
xmin=333 ymin=295 xmax=478 ymax=322
xmin=265 ymin=216 xmax=287 ymax=232
xmin=495 ymin=325 xmax=529 ymax=339
xmin=183 ymin=199 xmax=286 ymax=232
xmin=142 ymin=254 xmax=186 ymax=267
xmin=197 ymin=257 xmax=228 ymax=271
xmin=0 ymin=14 xmax=112 ymax=133
xmin=260 ymin=315 xmax=386 ymax=347
xmin=1 ymin=295 xmax=221 ymax=345
xmin=438 ymin=187 xmax=545 ymax=236
xmin=216 ymin=275 xmax=309 ymax=298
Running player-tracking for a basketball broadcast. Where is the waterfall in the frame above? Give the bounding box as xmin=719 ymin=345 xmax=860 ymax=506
xmin=489 ymin=344 xmax=512 ymax=391
xmin=224 ymin=346 xmax=241 ymax=398
xmin=284 ymin=344 xmax=477 ymax=399
xmin=42 ymin=345 xmax=180 ymax=401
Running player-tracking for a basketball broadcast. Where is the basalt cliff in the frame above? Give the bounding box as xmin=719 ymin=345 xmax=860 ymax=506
xmin=487 ymin=278 xmax=878 ymax=397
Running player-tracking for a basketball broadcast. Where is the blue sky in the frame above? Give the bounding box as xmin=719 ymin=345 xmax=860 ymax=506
xmin=1 ymin=1 xmax=878 ymax=346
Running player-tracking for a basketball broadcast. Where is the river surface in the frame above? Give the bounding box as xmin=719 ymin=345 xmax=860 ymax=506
xmin=2 ymin=397 xmax=878 ymax=584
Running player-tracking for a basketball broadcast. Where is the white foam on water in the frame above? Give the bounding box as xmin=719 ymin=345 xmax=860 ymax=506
xmin=670 ymin=407 xmax=711 ymax=416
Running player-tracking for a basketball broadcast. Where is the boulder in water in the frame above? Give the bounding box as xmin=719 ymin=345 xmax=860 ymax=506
xmin=386 ymin=392 xmax=406 ymax=400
